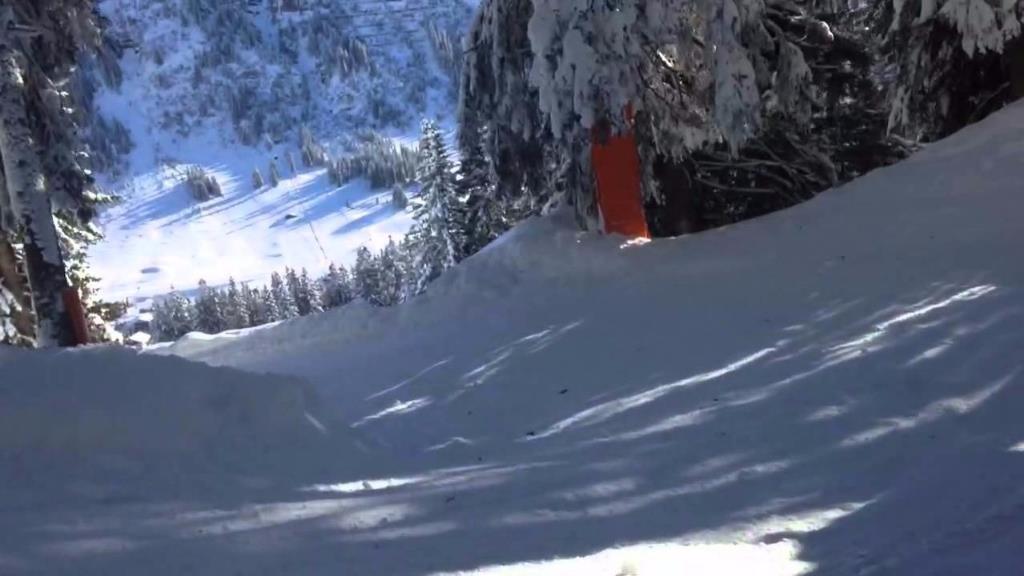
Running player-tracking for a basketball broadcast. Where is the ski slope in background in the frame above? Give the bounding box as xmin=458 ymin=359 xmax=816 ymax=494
xmin=88 ymin=142 xmax=415 ymax=304
xmin=86 ymin=0 xmax=465 ymax=305
xmin=4 ymin=102 xmax=1024 ymax=574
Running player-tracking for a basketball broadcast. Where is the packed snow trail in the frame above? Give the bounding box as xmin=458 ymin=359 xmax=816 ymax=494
xmin=4 ymin=105 xmax=1024 ymax=574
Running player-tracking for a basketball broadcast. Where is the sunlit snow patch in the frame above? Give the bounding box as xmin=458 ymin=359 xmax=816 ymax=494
xmin=433 ymin=541 xmax=810 ymax=576
xmin=828 ymin=285 xmax=997 ymax=358
xmin=303 ymin=475 xmax=428 ymax=494
xmin=354 ymin=397 xmax=433 ymax=427
xmin=439 ymin=503 xmax=868 ymax=576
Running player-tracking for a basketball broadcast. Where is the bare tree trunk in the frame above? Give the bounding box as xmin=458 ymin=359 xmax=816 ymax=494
xmin=0 ymin=47 xmax=75 ymax=347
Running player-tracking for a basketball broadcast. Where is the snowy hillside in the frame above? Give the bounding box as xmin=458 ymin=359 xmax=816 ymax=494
xmin=4 ymin=101 xmax=1024 ymax=575
xmin=86 ymin=0 xmax=470 ymax=305
xmin=88 ymin=148 xmax=415 ymax=304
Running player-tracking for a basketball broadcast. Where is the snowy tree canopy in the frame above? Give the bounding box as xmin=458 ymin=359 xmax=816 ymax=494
xmin=486 ymin=0 xmax=825 ymax=157
xmin=407 ymin=120 xmax=463 ymax=293
xmin=0 ymin=1 xmax=109 ymax=229
xmin=460 ymin=0 xmax=838 ymax=228
xmin=877 ymin=0 xmax=1024 ymax=139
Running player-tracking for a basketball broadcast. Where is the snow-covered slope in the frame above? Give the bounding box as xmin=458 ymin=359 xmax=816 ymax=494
xmin=5 ymin=103 xmax=1024 ymax=574
xmin=88 ymin=151 xmax=414 ymax=303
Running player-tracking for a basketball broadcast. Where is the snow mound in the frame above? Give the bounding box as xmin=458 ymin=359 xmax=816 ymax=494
xmin=0 ymin=347 xmax=330 ymax=471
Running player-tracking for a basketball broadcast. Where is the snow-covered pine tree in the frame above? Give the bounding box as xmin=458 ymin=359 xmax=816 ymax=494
xmin=392 ymin=184 xmax=409 ymax=210
xmin=321 ymin=262 xmax=354 ymax=309
xmin=223 ymin=277 xmax=249 ymax=329
xmin=406 ymin=120 xmax=463 ymax=294
xmin=353 ymin=245 xmax=383 ymax=305
xmin=270 ymin=271 xmax=298 ymax=319
xmin=149 ymin=300 xmax=172 ymax=342
xmin=286 ymin=150 xmax=297 ymax=175
xmin=240 ymin=282 xmax=262 ymax=326
xmin=376 ymin=238 xmax=405 ymax=306
xmin=295 ymin=268 xmax=322 ymax=316
xmin=259 ymin=285 xmax=280 ymax=324
xmin=397 ymin=235 xmax=420 ymax=302
xmin=269 ymin=159 xmax=282 ymax=187
xmin=186 ymin=166 xmax=222 ymax=200
xmin=151 ymin=288 xmax=196 ymax=342
xmin=194 ymin=279 xmax=228 ymax=334
xmin=284 ymin=267 xmax=304 ymax=315
xmin=875 ymin=0 xmax=1024 ymax=141
xmin=457 ymin=125 xmax=505 ymax=256
xmin=460 ymin=0 xmax=838 ymax=232
xmin=252 ymin=166 xmax=265 ymax=190
xmin=0 ymin=1 xmax=110 ymax=346
xmin=458 ymin=0 xmax=554 ymax=224
xmin=300 ymin=126 xmax=328 ymax=167
xmin=654 ymin=3 xmax=911 ymax=233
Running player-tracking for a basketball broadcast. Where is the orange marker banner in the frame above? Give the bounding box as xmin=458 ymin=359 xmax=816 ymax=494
xmin=591 ymin=108 xmax=650 ymax=238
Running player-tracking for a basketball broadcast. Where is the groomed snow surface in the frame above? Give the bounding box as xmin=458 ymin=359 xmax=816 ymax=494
xmin=4 ymin=104 xmax=1024 ymax=574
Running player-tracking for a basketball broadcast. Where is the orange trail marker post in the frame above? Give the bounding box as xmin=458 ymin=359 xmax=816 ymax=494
xmin=591 ymin=106 xmax=650 ymax=239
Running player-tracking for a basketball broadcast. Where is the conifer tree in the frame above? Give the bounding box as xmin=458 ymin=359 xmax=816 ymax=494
xmin=407 ymin=120 xmax=463 ymax=293
xmin=377 ymin=238 xmax=405 ymax=306
xmin=875 ymin=0 xmax=1024 ymax=141
xmin=286 ymin=150 xmax=298 ymax=174
xmin=151 ymin=288 xmax=196 ymax=341
xmin=458 ymin=127 xmax=504 ymax=256
xmin=252 ymin=167 xmax=265 ymax=190
xmin=270 ymin=271 xmax=298 ymax=319
xmin=294 ymin=267 xmax=322 ymax=315
xmin=321 ymin=262 xmax=354 ymax=309
xmin=392 ymin=184 xmax=409 ymax=210
xmin=269 ymin=159 xmax=282 ymax=187
xmin=353 ymin=246 xmax=382 ymax=305
xmin=259 ymin=285 xmax=280 ymax=323
xmin=194 ymin=279 xmax=227 ymax=334
xmin=398 ymin=235 xmax=419 ymax=301
xmin=223 ymin=277 xmax=248 ymax=329
xmin=241 ymin=283 xmax=261 ymax=327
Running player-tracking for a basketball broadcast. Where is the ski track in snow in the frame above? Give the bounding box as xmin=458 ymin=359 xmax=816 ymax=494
xmin=5 ymin=100 xmax=1024 ymax=575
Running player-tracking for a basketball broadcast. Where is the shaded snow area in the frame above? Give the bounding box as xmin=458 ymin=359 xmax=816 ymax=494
xmin=4 ymin=105 xmax=1024 ymax=575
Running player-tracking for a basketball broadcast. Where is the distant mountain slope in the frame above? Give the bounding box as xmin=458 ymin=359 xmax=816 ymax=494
xmin=88 ymin=157 xmax=414 ymax=304
xmin=96 ymin=0 xmax=469 ymax=155
xmin=86 ymin=0 xmax=471 ymax=306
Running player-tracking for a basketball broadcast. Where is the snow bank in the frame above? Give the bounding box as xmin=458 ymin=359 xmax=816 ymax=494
xmin=0 ymin=346 xmax=330 ymax=472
